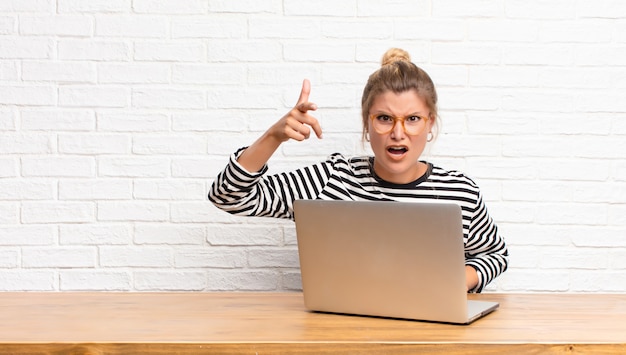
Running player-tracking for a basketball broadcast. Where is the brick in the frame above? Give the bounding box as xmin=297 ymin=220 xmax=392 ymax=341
xmin=0 ymin=203 xmax=18 ymax=224
xmin=0 ymin=225 xmax=55 ymax=245
xmin=21 ymin=109 xmax=95 ymax=131
xmin=0 ymin=133 xmax=53 ymax=154
xmin=22 ymin=247 xmax=96 ymax=268
xmin=0 ymin=16 xmax=16 ymax=34
xmin=248 ymin=64 xmax=319 ymax=85
xmin=538 ymin=159 xmax=610 ymax=182
xmin=95 ymin=15 xmax=168 ymax=37
xmin=469 ymin=66 xmax=539 ymax=87
xmin=58 ymin=134 xmax=130 ymax=154
xmin=207 ymin=269 xmax=279 ymax=291
xmin=207 ymin=225 xmax=283 ymax=246
xmin=249 ymin=19 xmax=319 ymax=39
xmin=395 ymin=20 xmax=465 ymax=41
xmin=498 ymin=269 xmax=569 ymax=292
xmin=132 ymin=88 xmax=205 ymax=109
xmin=133 ymin=180 xmax=205 ymax=200
xmin=171 ymin=17 xmax=246 ymax=38
xmin=21 ymin=157 xmax=95 ymax=177
xmin=60 ymin=224 xmax=131 ymax=245
xmin=60 ymin=271 xmax=132 ymax=291
xmin=58 ymin=40 xmax=130 ymax=61
xmin=58 ymin=0 xmax=130 ymax=13
xmin=133 ymin=0 xmax=208 ymax=14
xmin=540 ymin=20 xmax=612 ymax=43
xmin=432 ymin=43 xmax=501 ymax=65
xmin=0 ymin=0 xmax=52 ymax=12
xmin=59 ymin=179 xmax=132 ymax=200
xmin=97 ymin=113 xmax=169 ymax=132
xmin=358 ymin=0 xmax=429 ymax=16
xmin=247 ymin=248 xmax=300 ymax=268
xmin=0 ymin=61 xmax=18 ymax=80
xmin=134 ymin=271 xmax=207 ymax=291
xmin=0 ymin=86 xmax=55 ymax=105
xmin=132 ymin=135 xmax=207 ymax=155
xmin=100 ymin=246 xmax=172 ymax=267
xmin=571 ymin=227 xmax=626 ymax=248
xmin=21 ymin=202 xmax=95 ymax=224
xmin=504 ymin=45 xmax=574 ymax=65
xmin=505 ymin=0 xmax=575 ymax=19
xmin=134 ymin=41 xmax=205 ymax=62
xmin=284 ymin=0 xmax=355 ymax=16
xmin=98 ymin=157 xmax=170 ymax=178
xmin=98 ymin=63 xmax=169 ymax=84
xmin=0 ymin=271 xmax=55 ymax=291
xmin=59 ymin=86 xmax=129 ymax=108
xmin=0 ymin=249 xmax=19 ymax=268
xmin=207 ymin=87 xmax=283 ymax=109
xmin=135 ymin=224 xmax=205 ymax=245
xmin=283 ymin=43 xmax=355 ymax=62
xmin=172 ymin=111 xmax=247 ymax=132
xmin=172 ymin=64 xmax=245 ymax=84
xmin=281 ymin=270 xmax=302 ymax=291
xmin=432 ymin=0 xmax=502 ymax=17
xmin=209 ymin=0 xmax=280 ymax=14
xmin=20 ymin=15 xmax=93 ymax=36
xmin=0 ymin=158 xmax=16 ymax=177
xmin=0 ymin=180 xmax=55 ymax=200
xmin=171 ymin=157 xmax=228 ymax=178
xmin=208 ymin=40 xmax=281 ymax=62
xmin=174 ymin=247 xmax=246 ymax=268
xmin=171 ymin=202 xmax=241 ymax=223
xmin=97 ymin=201 xmax=169 ymax=222
xmin=468 ymin=20 xmax=539 ymax=42
xmin=536 ymin=203 xmax=607 ymax=226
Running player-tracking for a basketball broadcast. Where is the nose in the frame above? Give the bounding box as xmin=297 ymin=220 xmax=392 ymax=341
xmin=390 ymin=118 xmax=405 ymax=139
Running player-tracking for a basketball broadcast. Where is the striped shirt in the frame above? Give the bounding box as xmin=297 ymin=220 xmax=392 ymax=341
xmin=209 ymin=148 xmax=509 ymax=293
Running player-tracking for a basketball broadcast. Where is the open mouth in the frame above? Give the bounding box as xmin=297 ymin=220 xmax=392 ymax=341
xmin=387 ymin=146 xmax=408 ymax=155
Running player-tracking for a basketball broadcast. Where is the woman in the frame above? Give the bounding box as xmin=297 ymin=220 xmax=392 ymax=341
xmin=209 ymin=48 xmax=508 ymax=293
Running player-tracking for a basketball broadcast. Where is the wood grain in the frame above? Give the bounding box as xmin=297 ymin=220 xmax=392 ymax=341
xmin=1 ymin=292 xmax=625 ymax=354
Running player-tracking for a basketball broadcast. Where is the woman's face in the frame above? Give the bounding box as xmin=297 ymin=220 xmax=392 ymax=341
xmin=368 ymin=89 xmax=434 ymax=184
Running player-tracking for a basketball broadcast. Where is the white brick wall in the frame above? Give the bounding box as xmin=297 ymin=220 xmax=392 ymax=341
xmin=1 ymin=0 xmax=625 ymax=293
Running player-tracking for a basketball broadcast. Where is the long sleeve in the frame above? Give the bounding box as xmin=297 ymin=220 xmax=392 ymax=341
xmin=464 ymin=192 xmax=509 ymax=293
xmin=208 ymin=148 xmax=332 ymax=220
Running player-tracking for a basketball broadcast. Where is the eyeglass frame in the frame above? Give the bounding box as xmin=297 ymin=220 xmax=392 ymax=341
xmin=368 ymin=113 xmax=431 ymax=136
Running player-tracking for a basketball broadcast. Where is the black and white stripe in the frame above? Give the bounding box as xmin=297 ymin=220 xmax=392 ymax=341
xmin=209 ymin=149 xmax=509 ymax=292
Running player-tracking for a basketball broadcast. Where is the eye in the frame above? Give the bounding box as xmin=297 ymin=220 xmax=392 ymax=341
xmin=406 ymin=115 xmax=422 ymax=123
xmin=376 ymin=115 xmax=393 ymax=123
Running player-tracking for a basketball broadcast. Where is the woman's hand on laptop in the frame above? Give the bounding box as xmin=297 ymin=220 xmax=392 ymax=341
xmin=466 ymin=266 xmax=479 ymax=292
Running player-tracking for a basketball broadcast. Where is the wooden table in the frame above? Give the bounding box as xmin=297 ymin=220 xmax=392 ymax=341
xmin=1 ymin=292 xmax=625 ymax=354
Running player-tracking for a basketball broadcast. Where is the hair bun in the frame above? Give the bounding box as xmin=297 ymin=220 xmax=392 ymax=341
xmin=381 ymin=48 xmax=411 ymax=66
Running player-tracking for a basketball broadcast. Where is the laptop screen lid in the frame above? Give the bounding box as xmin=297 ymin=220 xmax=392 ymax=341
xmin=293 ymin=199 xmax=498 ymax=324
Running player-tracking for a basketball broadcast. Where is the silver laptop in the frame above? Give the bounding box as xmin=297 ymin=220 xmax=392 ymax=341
xmin=293 ymin=199 xmax=498 ymax=325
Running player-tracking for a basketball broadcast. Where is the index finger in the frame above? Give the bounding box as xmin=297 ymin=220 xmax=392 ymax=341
xmin=296 ymin=79 xmax=311 ymax=107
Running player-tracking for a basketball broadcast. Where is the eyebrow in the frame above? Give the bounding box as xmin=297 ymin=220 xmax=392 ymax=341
xmin=372 ymin=111 xmax=426 ymax=117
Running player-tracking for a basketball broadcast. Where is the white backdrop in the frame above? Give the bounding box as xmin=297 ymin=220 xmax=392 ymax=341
xmin=1 ymin=0 xmax=625 ymax=292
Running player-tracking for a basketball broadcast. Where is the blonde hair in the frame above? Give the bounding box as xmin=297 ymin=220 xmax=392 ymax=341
xmin=361 ymin=48 xmax=438 ymax=141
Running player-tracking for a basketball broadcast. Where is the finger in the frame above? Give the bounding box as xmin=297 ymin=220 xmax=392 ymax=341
xmin=310 ymin=118 xmax=323 ymax=139
xmin=285 ymin=116 xmax=314 ymax=140
xmin=296 ymin=102 xmax=317 ymax=113
xmin=294 ymin=114 xmax=323 ymax=140
xmin=295 ymin=79 xmax=311 ymax=108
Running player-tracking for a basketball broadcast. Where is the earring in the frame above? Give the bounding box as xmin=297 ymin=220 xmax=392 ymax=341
xmin=365 ymin=132 xmax=370 ymax=142
xmin=427 ymin=132 xmax=433 ymax=142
